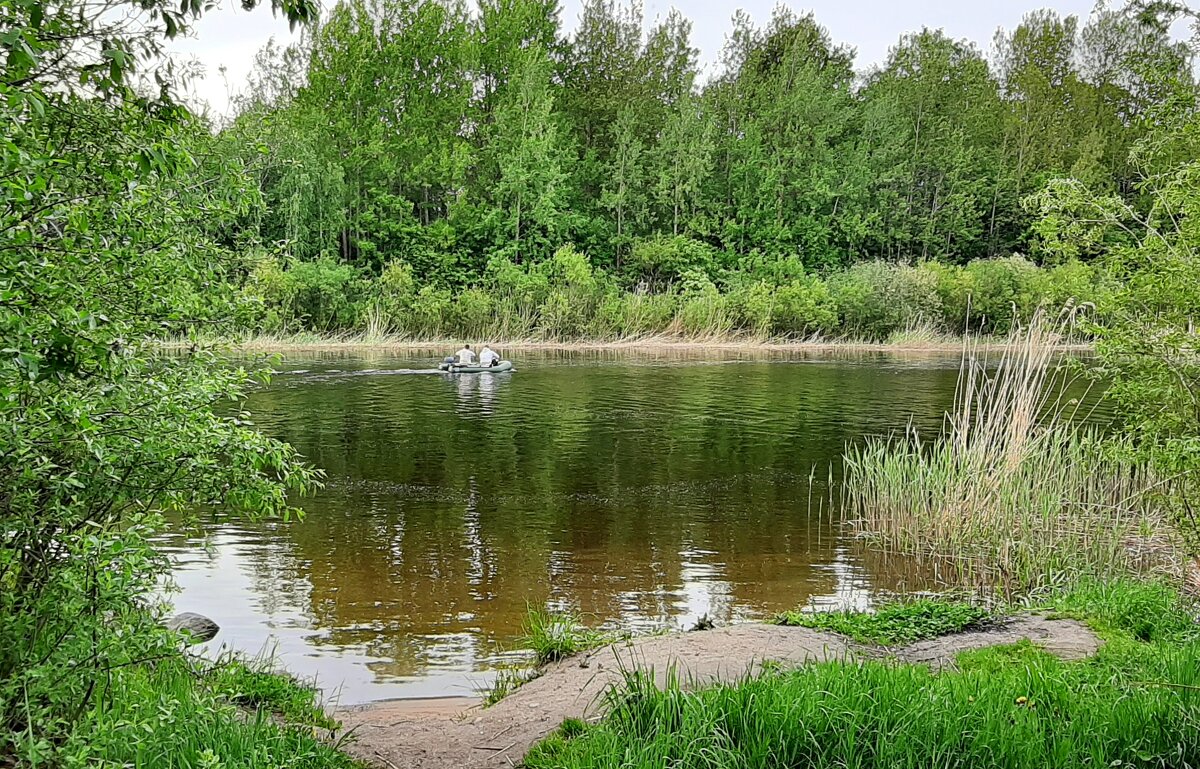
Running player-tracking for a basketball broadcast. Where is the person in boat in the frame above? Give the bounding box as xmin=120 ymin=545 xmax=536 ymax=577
xmin=479 ymin=344 xmax=500 ymax=368
xmin=454 ymin=344 xmax=476 ymax=365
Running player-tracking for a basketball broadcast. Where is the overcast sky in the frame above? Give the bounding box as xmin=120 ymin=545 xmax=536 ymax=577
xmin=171 ymin=0 xmax=1110 ymax=116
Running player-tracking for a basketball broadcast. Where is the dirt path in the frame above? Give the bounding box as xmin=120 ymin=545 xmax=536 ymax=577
xmin=339 ymin=616 xmax=1100 ymax=769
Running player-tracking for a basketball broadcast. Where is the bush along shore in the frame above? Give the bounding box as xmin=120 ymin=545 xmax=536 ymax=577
xmin=226 ymin=252 xmax=1113 ymax=344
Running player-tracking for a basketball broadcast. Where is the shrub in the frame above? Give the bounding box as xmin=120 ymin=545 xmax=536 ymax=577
xmin=675 ymin=271 xmax=733 ymax=337
xmin=537 ymin=246 xmax=608 ymax=339
xmin=453 ymin=287 xmax=495 ymax=339
xmin=408 ymin=285 xmax=453 ymax=337
xmin=628 ymin=236 xmax=716 ymax=290
xmin=1042 ymin=260 xmax=1116 ymax=325
xmin=371 ymin=258 xmax=418 ymax=332
xmin=771 ymin=275 xmax=838 ymax=337
xmin=602 ymin=291 xmax=678 ymax=338
xmin=960 ymin=255 xmax=1047 ymax=334
xmin=285 ymin=256 xmax=367 ymax=331
xmin=828 ymin=261 xmax=940 ymax=340
xmin=240 ymin=252 xmax=292 ymax=332
xmin=727 ymin=279 xmax=775 ymax=336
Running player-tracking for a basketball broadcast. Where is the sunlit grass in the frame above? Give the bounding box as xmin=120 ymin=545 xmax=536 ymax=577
xmin=63 ymin=654 xmax=357 ymax=768
xmin=526 ymin=580 xmax=1200 ymax=769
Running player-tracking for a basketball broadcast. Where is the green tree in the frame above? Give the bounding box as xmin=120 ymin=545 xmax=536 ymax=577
xmin=652 ymin=93 xmax=713 ymax=236
xmin=601 ymin=107 xmax=647 ymax=264
xmin=857 ymin=30 xmax=1004 ymax=262
xmin=1030 ymin=1 xmax=1200 ymax=551
xmin=0 ymin=0 xmax=318 ymax=757
xmin=706 ymin=10 xmax=857 ymax=263
xmin=487 ymin=49 xmax=572 ymax=262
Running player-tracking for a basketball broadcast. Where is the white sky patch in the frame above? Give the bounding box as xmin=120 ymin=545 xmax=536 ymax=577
xmin=171 ymin=0 xmax=1144 ymax=117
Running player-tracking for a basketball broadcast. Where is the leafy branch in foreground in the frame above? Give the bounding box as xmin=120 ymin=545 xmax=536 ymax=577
xmin=1 ymin=0 xmax=319 ymax=760
xmin=1029 ymin=32 xmax=1200 ymax=559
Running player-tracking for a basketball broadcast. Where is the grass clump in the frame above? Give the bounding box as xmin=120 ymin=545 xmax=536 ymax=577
xmin=62 ymin=656 xmax=359 ymax=769
xmin=207 ymin=653 xmax=338 ymax=728
xmin=522 ymin=606 xmax=609 ymax=664
xmin=526 ymin=581 xmax=1200 ymax=769
xmin=482 ymin=666 xmax=543 ymax=707
xmin=1046 ymin=578 xmax=1199 ymax=642
xmin=843 ymin=313 xmax=1169 ymax=594
xmin=773 ymin=597 xmax=993 ymax=645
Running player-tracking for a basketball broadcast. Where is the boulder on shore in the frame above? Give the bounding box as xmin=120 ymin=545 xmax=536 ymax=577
xmin=165 ymin=612 xmax=219 ymax=644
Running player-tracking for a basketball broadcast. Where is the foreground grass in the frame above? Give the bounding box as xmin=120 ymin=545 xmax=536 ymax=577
xmin=61 ymin=655 xmax=357 ymax=769
xmin=773 ymin=597 xmax=993 ymax=645
xmin=527 ymin=580 xmax=1200 ymax=769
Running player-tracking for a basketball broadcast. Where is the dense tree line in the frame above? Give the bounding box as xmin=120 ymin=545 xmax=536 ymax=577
xmin=219 ymin=1 xmax=1191 ymax=285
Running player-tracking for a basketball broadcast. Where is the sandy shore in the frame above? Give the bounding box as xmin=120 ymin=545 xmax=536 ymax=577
xmin=336 ymin=615 xmax=1101 ymax=769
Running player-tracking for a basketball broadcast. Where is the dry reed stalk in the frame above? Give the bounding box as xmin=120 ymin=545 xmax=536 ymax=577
xmin=843 ymin=311 xmax=1174 ymax=593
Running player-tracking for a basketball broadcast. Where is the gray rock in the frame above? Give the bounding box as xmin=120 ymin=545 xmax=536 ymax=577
xmin=165 ymin=612 xmax=219 ymax=644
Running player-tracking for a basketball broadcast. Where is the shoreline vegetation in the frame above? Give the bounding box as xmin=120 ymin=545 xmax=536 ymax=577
xmin=221 ymin=255 xmax=1113 ymax=350
xmin=168 ymin=330 xmax=1094 ymax=355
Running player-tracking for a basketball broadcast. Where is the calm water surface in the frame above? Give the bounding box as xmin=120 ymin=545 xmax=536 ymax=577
xmin=160 ymin=349 xmax=1099 ymax=704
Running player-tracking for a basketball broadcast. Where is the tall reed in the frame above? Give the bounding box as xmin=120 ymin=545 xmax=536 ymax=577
xmin=843 ymin=312 xmax=1171 ymax=593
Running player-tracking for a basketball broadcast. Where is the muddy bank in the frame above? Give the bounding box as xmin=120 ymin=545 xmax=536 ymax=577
xmin=339 ymin=616 xmax=1100 ymax=769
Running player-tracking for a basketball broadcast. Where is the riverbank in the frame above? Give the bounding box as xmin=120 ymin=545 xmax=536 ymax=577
xmin=164 ymin=330 xmax=1094 ymax=356
xmin=337 ymin=581 xmax=1198 ymax=769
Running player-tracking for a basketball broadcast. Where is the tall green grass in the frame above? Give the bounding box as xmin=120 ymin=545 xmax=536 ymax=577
xmin=842 ymin=313 xmax=1172 ymax=593
xmin=60 ymin=655 xmax=357 ymax=769
xmin=526 ymin=581 xmax=1200 ymax=769
xmin=521 ymin=606 xmax=609 ymax=665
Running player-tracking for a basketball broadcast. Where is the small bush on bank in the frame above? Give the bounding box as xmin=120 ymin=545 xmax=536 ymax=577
xmin=627 ymin=236 xmax=717 ymax=290
xmin=773 ymin=597 xmax=993 ymax=645
xmin=827 ymin=261 xmax=941 ymax=340
xmin=771 ymin=274 xmax=839 ymax=337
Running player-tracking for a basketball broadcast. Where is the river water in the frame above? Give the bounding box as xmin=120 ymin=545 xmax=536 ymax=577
xmin=159 ymin=348 xmax=1098 ymax=705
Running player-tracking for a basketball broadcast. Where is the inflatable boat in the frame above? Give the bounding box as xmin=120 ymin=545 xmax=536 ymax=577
xmin=438 ymin=360 xmax=514 ymax=373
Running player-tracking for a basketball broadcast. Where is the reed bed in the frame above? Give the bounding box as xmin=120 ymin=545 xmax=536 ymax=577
xmin=157 ymin=328 xmax=1092 ymax=356
xmin=843 ymin=313 xmax=1173 ymax=593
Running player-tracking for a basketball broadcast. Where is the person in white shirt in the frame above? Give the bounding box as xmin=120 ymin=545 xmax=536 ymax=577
xmin=454 ymin=344 xmax=475 ymax=365
xmin=479 ymin=345 xmax=500 ymax=368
